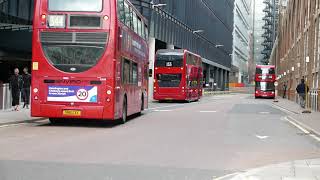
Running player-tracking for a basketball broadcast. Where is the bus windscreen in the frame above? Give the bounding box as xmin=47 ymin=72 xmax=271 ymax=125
xmin=156 ymin=74 xmax=182 ymax=87
xmin=255 ymin=82 xmax=275 ymax=91
xmin=43 ymin=45 xmax=104 ymax=73
xmin=48 ymin=0 xmax=103 ymax=12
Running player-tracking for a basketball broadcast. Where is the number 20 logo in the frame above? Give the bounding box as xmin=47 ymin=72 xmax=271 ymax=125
xmin=77 ymin=89 xmax=88 ymax=100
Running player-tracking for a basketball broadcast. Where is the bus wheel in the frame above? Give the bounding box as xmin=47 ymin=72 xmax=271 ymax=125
xmin=120 ymin=98 xmax=127 ymax=124
xmin=141 ymin=95 xmax=144 ymax=111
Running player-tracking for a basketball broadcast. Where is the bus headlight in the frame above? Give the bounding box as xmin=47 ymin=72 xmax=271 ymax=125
xmin=48 ymin=15 xmax=66 ymax=28
xmin=107 ymin=90 xmax=112 ymax=95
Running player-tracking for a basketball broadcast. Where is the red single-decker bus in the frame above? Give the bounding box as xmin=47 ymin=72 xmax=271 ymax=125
xmin=153 ymin=49 xmax=203 ymax=102
xmin=31 ymin=0 xmax=149 ymax=123
xmin=255 ymin=65 xmax=276 ymax=98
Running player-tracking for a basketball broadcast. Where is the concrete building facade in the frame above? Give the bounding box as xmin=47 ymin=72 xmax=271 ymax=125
xmin=270 ymin=0 xmax=320 ymax=111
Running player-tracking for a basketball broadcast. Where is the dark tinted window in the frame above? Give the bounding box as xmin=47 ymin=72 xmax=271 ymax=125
xmin=43 ymin=45 xmax=104 ymax=73
xmin=256 ymin=67 xmax=275 ymax=74
xmin=132 ymin=63 xmax=138 ymax=85
xmin=156 ymin=74 xmax=182 ymax=87
xmin=255 ymin=82 xmax=275 ymax=91
xmin=155 ymin=54 xmax=183 ymax=67
xmin=49 ymin=0 xmax=102 ymax=12
xmin=122 ymin=59 xmax=130 ymax=84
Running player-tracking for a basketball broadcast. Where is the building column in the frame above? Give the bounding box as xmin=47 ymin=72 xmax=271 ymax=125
xmin=214 ymin=67 xmax=219 ymax=90
xmin=220 ymin=69 xmax=224 ymax=91
xmin=166 ymin=44 xmax=174 ymax=50
xmin=226 ymin=71 xmax=230 ymax=90
xmin=148 ymin=37 xmax=156 ymax=100
xmin=205 ymin=65 xmax=210 ymax=86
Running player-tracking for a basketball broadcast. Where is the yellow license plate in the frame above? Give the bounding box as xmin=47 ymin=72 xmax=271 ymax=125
xmin=63 ymin=110 xmax=81 ymax=116
xmin=165 ymin=98 xmax=173 ymax=100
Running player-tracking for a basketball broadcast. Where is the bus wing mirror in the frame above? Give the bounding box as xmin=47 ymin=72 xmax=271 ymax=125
xmin=149 ymin=69 xmax=153 ymax=77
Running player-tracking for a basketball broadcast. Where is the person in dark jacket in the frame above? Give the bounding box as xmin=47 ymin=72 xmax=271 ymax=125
xmin=22 ymin=67 xmax=31 ymax=109
xmin=9 ymin=68 xmax=23 ymax=111
xmin=283 ymin=82 xmax=287 ymax=98
xmin=296 ymin=79 xmax=309 ymax=108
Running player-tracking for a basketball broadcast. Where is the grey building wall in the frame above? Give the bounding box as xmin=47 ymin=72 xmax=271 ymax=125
xmin=132 ymin=0 xmax=234 ymax=69
xmin=232 ymin=0 xmax=252 ymax=83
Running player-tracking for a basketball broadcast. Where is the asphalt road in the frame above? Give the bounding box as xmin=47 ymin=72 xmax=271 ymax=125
xmin=0 ymin=94 xmax=320 ymax=180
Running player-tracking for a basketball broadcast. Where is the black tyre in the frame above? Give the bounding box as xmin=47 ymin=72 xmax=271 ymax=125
xmin=120 ymin=98 xmax=127 ymax=124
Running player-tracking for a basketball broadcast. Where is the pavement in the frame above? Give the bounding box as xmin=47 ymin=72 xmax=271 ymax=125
xmin=0 ymin=106 xmax=44 ymax=126
xmin=1 ymin=94 xmax=320 ymax=180
xmin=215 ymin=159 xmax=320 ymax=180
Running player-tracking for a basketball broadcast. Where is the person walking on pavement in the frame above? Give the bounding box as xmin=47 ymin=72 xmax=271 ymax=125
xmin=9 ymin=68 xmax=23 ymax=111
xmin=283 ymin=82 xmax=287 ymax=98
xmin=22 ymin=67 xmax=31 ymax=109
xmin=296 ymin=79 xmax=309 ymax=108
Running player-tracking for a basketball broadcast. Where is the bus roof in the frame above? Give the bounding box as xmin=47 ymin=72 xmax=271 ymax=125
xmin=156 ymin=49 xmax=201 ymax=58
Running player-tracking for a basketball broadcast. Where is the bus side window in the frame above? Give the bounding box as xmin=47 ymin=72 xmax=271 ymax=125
xmin=144 ymin=24 xmax=148 ymax=40
xmin=122 ymin=58 xmax=130 ymax=84
xmin=124 ymin=1 xmax=132 ymax=28
xmin=137 ymin=17 xmax=142 ymax=37
xmin=117 ymin=0 xmax=125 ymax=23
xmin=132 ymin=11 xmax=138 ymax=34
xmin=131 ymin=62 xmax=138 ymax=85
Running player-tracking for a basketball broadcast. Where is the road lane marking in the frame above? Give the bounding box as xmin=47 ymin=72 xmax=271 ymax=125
xmin=256 ymin=135 xmax=269 ymax=139
xmin=153 ymin=109 xmax=173 ymax=112
xmin=213 ymin=172 xmax=240 ymax=180
xmin=199 ymin=111 xmax=217 ymax=113
xmin=259 ymin=111 xmax=270 ymax=114
xmin=147 ymin=104 xmax=183 ymax=110
xmin=284 ymin=116 xmax=320 ymax=142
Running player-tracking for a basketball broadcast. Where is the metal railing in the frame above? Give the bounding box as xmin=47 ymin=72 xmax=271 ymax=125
xmin=309 ymin=89 xmax=319 ymax=112
xmin=0 ymin=83 xmax=12 ymax=110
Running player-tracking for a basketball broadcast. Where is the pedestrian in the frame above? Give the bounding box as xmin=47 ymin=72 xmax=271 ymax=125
xmin=9 ymin=68 xmax=23 ymax=111
xmin=22 ymin=67 xmax=31 ymax=109
xmin=296 ymin=79 xmax=309 ymax=108
xmin=283 ymin=82 xmax=287 ymax=98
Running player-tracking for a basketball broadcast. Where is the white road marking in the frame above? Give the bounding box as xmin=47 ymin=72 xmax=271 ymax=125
xmin=147 ymin=104 xmax=183 ymax=110
xmin=199 ymin=111 xmax=217 ymax=113
xmin=153 ymin=109 xmax=173 ymax=112
xmin=285 ymin=116 xmax=309 ymax=134
xmin=213 ymin=172 xmax=240 ymax=180
xmin=255 ymin=135 xmax=269 ymax=139
xmin=259 ymin=111 xmax=270 ymax=114
xmin=284 ymin=116 xmax=320 ymax=142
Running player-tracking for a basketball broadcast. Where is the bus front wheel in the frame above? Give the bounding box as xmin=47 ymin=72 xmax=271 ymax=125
xmin=120 ymin=98 xmax=127 ymax=124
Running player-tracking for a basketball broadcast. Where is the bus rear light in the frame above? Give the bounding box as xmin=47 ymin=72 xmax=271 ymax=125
xmin=107 ymin=90 xmax=112 ymax=95
xmin=33 ymin=88 xmax=39 ymax=93
xmin=34 ymin=96 xmax=39 ymax=100
xmin=181 ymin=68 xmax=184 ymax=70
xmin=255 ymin=91 xmax=258 ymax=94
xmin=272 ymin=91 xmax=275 ymax=94
xmin=106 ymin=98 xmax=111 ymax=102
xmin=103 ymin=15 xmax=109 ymax=21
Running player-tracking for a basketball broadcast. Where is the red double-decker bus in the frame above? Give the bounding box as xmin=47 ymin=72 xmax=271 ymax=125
xmin=255 ymin=65 xmax=276 ymax=99
xmin=31 ymin=0 xmax=149 ymax=123
xmin=153 ymin=49 xmax=203 ymax=102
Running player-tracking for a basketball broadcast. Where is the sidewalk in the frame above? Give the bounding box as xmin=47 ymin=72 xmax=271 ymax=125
xmin=0 ymin=107 xmax=44 ymax=126
xmin=272 ymin=97 xmax=320 ymax=136
xmin=215 ymin=158 xmax=320 ymax=179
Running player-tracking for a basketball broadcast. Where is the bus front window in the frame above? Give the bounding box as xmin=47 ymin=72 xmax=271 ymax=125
xmin=255 ymin=82 xmax=275 ymax=92
xmin=43 ymin=45 xmax=104 ymax=73
xmin=48 ymin=0 xmax=103 ymax=12
xmin=155 ymin=54 xmax=183 ymax=67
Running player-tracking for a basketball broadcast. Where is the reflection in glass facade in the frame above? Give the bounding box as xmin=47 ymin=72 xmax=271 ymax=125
xmin=232 ymin=0 xmax=252 ymax=83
